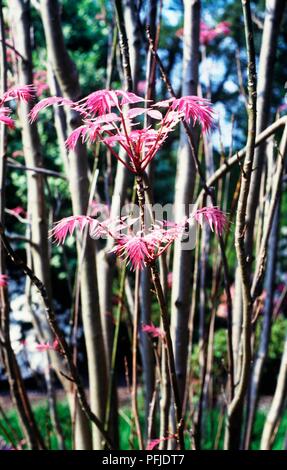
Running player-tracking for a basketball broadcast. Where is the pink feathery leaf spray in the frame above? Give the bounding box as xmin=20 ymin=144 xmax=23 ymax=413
xmin=190 ymin=206 xmax=228 ymax=236
xmin=110 ymin=220 xmax=187 ymax=271
xmin=50 ymin=207 xmax=227 ymax=269
xmin=171 ymin=96 xmax=215 ymax=132
xmin=49 ymin=215 xmax=127 ymax=245
xmin=0 ymin=84 xmax=36 ymax=129
xmin=49 ymin=215 xmax=94 ymax=245
xmin=30 ymin=88 xmax=214 ymax=173
xmin=0 ymin=84 xmax=36 ymax=104
xmin=29 ymin=96 xmax=74 ymax=122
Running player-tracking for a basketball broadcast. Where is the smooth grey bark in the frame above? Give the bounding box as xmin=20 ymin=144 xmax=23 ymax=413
xmin=170 ymin=0 xmax=200 ymax=402
xmin=10 ymin=0 xmax=51 ymax=296
xmin=39 ymin=0 xmax=107 ymax=449
xmin=47 ymin=66 xmax=93 ymax=450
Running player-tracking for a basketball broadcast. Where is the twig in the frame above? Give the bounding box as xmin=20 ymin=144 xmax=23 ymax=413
xmin=0 ymin=38 xmax=28 ymax=64
xmin=7 ymin=159 xmax=67 ymax=180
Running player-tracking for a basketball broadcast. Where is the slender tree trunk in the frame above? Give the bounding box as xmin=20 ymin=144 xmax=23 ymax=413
xmin=170 ymin=0 xmax=200 ymax=405
xmin=47 ymin=65 xmax=93 ymax=450
xmin=260 ymin=332 xmax=287 ymax=449
xmin=39 ymin=0 xmax=107 ymax=449
xmin=97 ymin=0 xmax=140 ymax=358
xmin=10 ymin=0 xmax=51 ymax=295
xmin=138 ymin=0 xmax=158 ymax=436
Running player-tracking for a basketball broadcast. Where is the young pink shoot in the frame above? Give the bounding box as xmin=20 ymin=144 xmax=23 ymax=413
xmin=191 ymin=206 xmax=228 ymax=236
xmin=146 ymin=434 xmax=177 ymax=450
xmin=49 ymin=215 xmax=94 ymax=245
xmin=29 ymin=96 xmax=74 ymax=122
xmin=0 ymin=84 xmax=36 ymax=105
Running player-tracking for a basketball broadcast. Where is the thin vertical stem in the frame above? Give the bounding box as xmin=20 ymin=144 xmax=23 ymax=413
xmin=131 ymin=268 xmax=144 ymax=449
xmin=225 ymin=0 xmax=257 ymax=449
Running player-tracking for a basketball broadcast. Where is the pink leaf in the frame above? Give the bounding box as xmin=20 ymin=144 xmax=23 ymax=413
xmin=153 ymin=98 xmax=175 ymax=108
xmin=147 ymin=109 xmax=163 ymax=120
xmin=127 ymin=108 xmax=147 ymax=119
xmin=1 ymin=84 xmax=36 ymax=104
xmin=65 ymin=126 xmax=88 ymax=150
xmin=93 ymin=112 xmax=121 ymax=125
xmin=146 ymin=434 xmax=176 ymax=450
xmin=116 ymin=90 xmax=146 ymax=105
xmin=190 ymin=206 xmax=228 ymax=236
xmin=29 ymin=96 xmax=73 ymax=122
xmin=49 ymin=215 xmax=94 ymax=245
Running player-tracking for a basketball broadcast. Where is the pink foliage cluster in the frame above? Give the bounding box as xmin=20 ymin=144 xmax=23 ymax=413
xmin=142 ymin=323 xmax=165 ymax=339
xmin=8 ymin=206 xmax=27 ymax=218
xmin=30 ymin=89 xmax=214 ymax=173
xmin=191 ymin=206 xmax=228 ymax=236
xmin=176 ymin=21 xmax=231 ymax=45
xmin=200 ymin=21 xmax=231 ymax=45
xmin=0 ymin=84 xmax=36 ymax=129
xmin=29 ymin=87 xmax=227 ymax=270
xmin=50 ymin=206 xmax=228 ymax=270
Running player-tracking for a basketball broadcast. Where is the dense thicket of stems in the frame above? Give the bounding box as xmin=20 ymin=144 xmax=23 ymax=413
xmin=224 ymin=0 xmax=257 ymax=449
xmin=39 ymin=0 xmax=108 ymax=449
